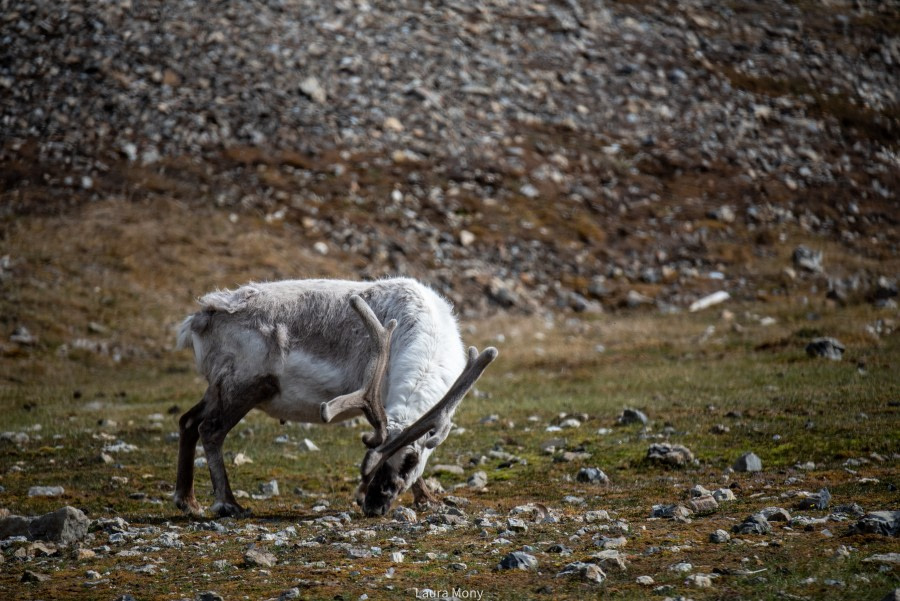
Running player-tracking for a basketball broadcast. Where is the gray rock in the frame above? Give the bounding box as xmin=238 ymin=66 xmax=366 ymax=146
xmin=584 ymin=510 xmax=610 ymax=522
xmin=793 ymin=246 xmax=823 ymax=272
xmin=733 ymin=514 xmax=772 ymax=535
xmin=759 ymin=507 xmax=792 ymax=522
xmin=259 ymin=479 xmax=279 ymax=497
xmin=10 ymin=326 xmax=37 ymax=345
xmin=576 ymin=467 xmax=610 ymax=485
xmin=874 ymin=276 xmax=898 ymax=300
xmin=850 ymin=511 xmax=900 ymax=537
xmin=0 ymin=514 xmax=31 ymax=539
xmin=806 ymin=338 xmax=845 ymax=360
xmin=688 ymin=495 xmax=719 ymax=514
xmin=392 ymin=507 xmax=417 ymax=524
xmin=431 ymin=464 xmax=464 ymax=476
xmin=710 ymin=205 xmax=736 ymax=223
xmin=244 ymin=546 xmax=277 ymax=568
xmin=298 ymin=76 xmax=326 ymax=104
xmin=556 ymin=561 xmax=606 ymax=583
xmin=467 ymin=471 xmax=488 ymax=489
xmin=196 ymin=593 xmax=225 ymax=601
xmin=28 ymin=506 xmax=90 ymax=544
xmin=651 ymin=504 xmax=693 ymax=520
xmin=686 ymin=573 xmax=713 ymax=588
xmin=618 ymin=408 xmax=649 ymax=425
xmin=279 ymin=588 xmax=302 ymax=601
xmin=709 ymin=529 xmax=731 ymax=543
xmin=588 ymin=549 xmax=628 ymax=571
xmin=832 ymin=503 xmax=865 ymax=517
xmin=863 ymin=553 xmax=900 ymax=565
xmin=689 ymin=484 xmax=712 ymax=498
xmin=498 ymin=551 xmax=538 ymax=570
xmin=646 ymin=443 xmax=694 ymax=467
xmin=796 ymin=488 xmax=831 ymax=510
xmin=733 ymin=452 xmax=762 ymax=472
xmin=21 ymin=570 xmax=50 ymax=582
xmin=712 ymin=488 xmax=737 ymax=502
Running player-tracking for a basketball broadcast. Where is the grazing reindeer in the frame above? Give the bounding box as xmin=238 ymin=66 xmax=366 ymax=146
xmin=174 ymin=278 xmax=498 ymax=517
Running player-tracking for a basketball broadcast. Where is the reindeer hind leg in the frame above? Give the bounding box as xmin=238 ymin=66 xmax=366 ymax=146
xmin=174 ymin=395 xmax=209 ymax=517
xmin=198 ymin=374 xmax=280 ymax=518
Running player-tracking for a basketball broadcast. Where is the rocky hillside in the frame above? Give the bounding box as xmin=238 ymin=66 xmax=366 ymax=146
xmin=2 ymin=0 xmax=898 ymax=316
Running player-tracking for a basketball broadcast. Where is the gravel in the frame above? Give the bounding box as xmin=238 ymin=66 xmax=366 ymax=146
xmin=2 ymin=0 xmax=896 ymax=316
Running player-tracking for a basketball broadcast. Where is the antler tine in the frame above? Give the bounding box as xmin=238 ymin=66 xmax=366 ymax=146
xmin=361 ymin=346 xmax=498 ymax=479
xmin=320 ymin=295 xmax=396 ymax=448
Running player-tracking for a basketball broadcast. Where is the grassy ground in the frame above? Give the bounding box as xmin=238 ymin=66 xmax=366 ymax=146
xmin=1 ymin=282 xmax=898 ymax=599
xmin=1 ymin=200 xmax=898 ymax=599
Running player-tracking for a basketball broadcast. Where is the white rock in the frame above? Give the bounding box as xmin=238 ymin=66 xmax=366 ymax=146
xmin=28 ymin=486 xmax=65 ymax=497
xmin=689 ymin=290 xmax=730 ymax=312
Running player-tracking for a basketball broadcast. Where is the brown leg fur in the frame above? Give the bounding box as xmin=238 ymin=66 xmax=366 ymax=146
xmin=174 ymin=396 xmax=209 ymax=517
xmin=411 ymin=477 xmax=439 ymax=507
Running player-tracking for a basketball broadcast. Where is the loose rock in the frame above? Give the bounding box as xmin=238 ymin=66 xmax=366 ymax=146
xmin=709 ymin=529 xmax=731 ymax=543
xmin=576 ymin=467 xmax=610 ymax=485
xmin=557 ymin=561 xmax=606 ymax=583
xmin=244 ymin=547 xmax=277 ymax=568
xmin=806 ymin=338 xmax=845 ymax=360
xmin=646 ymin=443 xmax=694 ymax=467
xmin=27 ymin=486 xmax=65 ymax=497
xmin=618 ymin=408 xmax=649 ymax=425
xmin=850 ymin=511 xmax=900 ymax=537
xmin=796 ymin=488 xmax=831 ymax=510
xmin=793 ymin=246 xmax=823 ymax=273
xmin=498 ymin=551 xmax=538 ymax=571
xmin=733 ymin=514 xmax=772 ymax=535
xmin=733 ymin=452 xmax=762 ymax=472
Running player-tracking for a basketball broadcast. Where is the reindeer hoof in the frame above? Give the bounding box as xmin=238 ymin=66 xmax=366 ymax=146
xmin=174 ymin=495 xmax=205 ymax=518
xmin=210 ymin=501 xmax=250 ymax=518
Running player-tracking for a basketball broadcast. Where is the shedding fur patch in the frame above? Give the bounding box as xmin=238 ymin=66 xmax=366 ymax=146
xmin=199 ymin=286 xmax=260 ymax=314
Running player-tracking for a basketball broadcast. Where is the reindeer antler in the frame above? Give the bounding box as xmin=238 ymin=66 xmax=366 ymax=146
xmin=360 ymin=345 xmax=498 ymax=480
xmin=320 ymin=295 xmax=395 ymax=448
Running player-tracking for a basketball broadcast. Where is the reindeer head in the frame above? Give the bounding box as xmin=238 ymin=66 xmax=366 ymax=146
xmin=320 ymin=296 xmax=498 ymax=517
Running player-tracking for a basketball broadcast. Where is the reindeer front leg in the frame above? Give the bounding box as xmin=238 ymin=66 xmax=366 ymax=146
xmin=411 ymin=477 xmax=438 ymax=507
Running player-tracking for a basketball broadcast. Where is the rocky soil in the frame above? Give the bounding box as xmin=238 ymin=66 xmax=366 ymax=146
xmin=2 ymin=0 xmax=898 ymax=315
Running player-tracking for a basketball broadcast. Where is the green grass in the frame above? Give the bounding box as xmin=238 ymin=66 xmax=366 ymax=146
xmin=1 ymin=300 xmax=898 ymax=600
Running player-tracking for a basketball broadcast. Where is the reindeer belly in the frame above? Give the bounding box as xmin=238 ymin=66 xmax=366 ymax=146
xmin=256 ymin=349 xmax=358 ymax=424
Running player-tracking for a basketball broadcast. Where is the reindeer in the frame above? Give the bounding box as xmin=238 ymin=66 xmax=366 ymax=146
xmin=174 ymin=278 xmax=498 ymax=518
